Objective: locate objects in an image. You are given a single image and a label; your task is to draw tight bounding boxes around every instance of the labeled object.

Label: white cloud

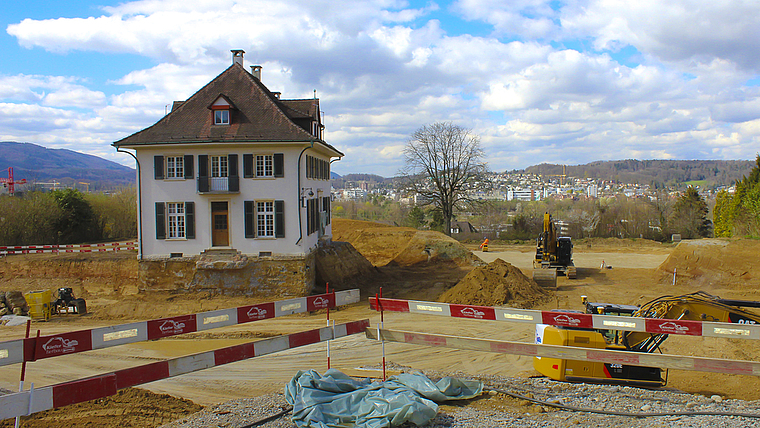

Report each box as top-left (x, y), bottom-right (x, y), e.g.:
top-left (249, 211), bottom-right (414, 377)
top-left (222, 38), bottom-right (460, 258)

top-left (560, 0), bottom-right (760, 73)
top-left (2, 0), bottom-right (760, 175)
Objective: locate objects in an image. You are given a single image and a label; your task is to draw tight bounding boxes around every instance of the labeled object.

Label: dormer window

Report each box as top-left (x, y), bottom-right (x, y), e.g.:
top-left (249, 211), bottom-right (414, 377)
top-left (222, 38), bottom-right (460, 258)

top-left (209, 94), bottom-right (236, 125)
top-left (215, 109), bottom-right (230, 125)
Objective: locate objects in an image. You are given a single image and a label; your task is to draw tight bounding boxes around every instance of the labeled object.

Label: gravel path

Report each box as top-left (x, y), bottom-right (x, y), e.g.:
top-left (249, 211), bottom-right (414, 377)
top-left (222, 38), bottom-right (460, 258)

top-left (160, 369), bottom-right (760, 428)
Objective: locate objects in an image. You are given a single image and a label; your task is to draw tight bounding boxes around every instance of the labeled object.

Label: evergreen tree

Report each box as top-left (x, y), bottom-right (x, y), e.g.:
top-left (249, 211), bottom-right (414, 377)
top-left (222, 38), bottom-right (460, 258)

top-left (51, 188), bottom-right (99, 244)
top-left (670, 186), bottom-right (711, 238)
top-left (713, 190), bottom-right (733, 237)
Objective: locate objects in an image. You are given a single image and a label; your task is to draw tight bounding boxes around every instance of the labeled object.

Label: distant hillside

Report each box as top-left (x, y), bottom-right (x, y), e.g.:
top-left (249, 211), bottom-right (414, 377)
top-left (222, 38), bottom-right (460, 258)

top-left (0, 142), bottom-right (134, 191)
top-left (332, 173), bottom-right (396, 189)
top-left (521, 159), bottom-right (755, 188)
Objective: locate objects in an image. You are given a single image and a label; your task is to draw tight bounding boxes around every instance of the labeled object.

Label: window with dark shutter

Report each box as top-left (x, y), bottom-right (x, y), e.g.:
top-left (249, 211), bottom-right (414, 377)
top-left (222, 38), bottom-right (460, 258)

top-left (274, 153), bottom-right (284, 177)
top-left (323, 196), bottom-right (330, 225)
top-left (185, 201), bottom-right (195, 239)
top-left (155, 202), bottom-right (166, 239)
top-left (275, 200), bottom-right (285, 238)
top-left (228, 154), bottom-right (239, 191)
top-left (154, 156), bottom-right (164, 180)
top-left (184, 155), bottom-right (194, 179)
top-left (243, 154), bottom-right (253, 178)
top-left (244, 201), bottom-right (255, 238)
top-left (198, 155), bottom-right (209, 192)
top-left (306, 199), bottom-right (312, 235)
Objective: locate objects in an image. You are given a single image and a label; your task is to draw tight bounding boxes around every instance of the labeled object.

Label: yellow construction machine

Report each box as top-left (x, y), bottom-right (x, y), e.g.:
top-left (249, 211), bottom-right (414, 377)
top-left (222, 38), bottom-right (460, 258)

top-left (532, 212), bottom-right (576, 287)
top-left (534, 291), bottom-right (760, 386)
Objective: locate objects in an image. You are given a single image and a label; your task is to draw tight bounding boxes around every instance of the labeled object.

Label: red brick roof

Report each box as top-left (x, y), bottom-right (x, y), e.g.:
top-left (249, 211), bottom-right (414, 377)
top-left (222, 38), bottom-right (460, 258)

top-left (113, 63), bottom-right (341, 156)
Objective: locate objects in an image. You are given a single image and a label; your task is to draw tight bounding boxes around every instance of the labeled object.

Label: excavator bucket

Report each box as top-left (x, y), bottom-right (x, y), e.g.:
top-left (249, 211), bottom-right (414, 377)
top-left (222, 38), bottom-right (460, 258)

top-left (533, 268), bottom-right (557, 288)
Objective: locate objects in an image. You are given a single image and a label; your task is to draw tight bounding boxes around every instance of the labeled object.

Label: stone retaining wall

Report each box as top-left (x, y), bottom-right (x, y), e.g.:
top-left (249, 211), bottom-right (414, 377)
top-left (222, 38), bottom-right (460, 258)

top-left (138, 252), bottom-right (316, 297)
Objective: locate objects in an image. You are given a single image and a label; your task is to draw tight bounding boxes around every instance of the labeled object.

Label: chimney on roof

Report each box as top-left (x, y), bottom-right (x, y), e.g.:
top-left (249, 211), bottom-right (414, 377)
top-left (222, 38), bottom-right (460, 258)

top-left (250, 65), bottom-right (262, 80)
top-left (231, 49), bottom-right (245, 66)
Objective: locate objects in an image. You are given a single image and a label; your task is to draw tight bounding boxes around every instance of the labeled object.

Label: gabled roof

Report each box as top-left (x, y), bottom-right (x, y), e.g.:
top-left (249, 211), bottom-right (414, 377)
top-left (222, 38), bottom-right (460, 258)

top-left (113, 63), bottom-right (342, 156)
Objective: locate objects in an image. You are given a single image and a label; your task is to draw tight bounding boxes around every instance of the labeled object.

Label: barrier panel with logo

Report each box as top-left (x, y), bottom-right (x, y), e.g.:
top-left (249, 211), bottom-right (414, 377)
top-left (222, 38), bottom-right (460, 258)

top-left (0, 319), bottom-right (370, 421)
top-left (369, 297), bottom-right (760, 340)
top-left (0, 289), bottom-right (360, 367)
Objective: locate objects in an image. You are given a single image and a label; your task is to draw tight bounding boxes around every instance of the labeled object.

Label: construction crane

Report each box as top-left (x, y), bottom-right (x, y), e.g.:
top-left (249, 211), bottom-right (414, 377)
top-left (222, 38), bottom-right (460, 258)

top-left (543, 164), bottom-right (568, 186)
top-left (0, 167), bottom-right (27, 196)
top-left (78, 182), bottom-right (90, 192)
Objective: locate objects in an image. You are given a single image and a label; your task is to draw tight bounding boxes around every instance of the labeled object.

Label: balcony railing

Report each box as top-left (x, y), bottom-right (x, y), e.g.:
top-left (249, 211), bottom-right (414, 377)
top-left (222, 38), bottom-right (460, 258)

top-left (210, 177), bottom-right (229, 191)
top-left (198, 176), bottom-right (239, 193)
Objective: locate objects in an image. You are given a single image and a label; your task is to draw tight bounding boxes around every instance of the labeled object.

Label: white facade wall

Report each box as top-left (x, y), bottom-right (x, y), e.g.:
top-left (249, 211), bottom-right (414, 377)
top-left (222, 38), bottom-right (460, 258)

top-left (137, 142), bottom-right (333, 259)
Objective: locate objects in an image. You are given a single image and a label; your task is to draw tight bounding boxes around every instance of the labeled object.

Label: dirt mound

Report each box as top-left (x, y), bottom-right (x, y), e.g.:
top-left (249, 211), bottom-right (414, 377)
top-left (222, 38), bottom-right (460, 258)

top-left (332, 219), bottom-right (484, 267)
top-left (656, 239), bottom-right (760, 289)
top-left (438, 258), bottom-right (551, 308)
top-left (0, 388), bottom-right (202, 428)
top-left (316, 240), bottom-right (377, 291)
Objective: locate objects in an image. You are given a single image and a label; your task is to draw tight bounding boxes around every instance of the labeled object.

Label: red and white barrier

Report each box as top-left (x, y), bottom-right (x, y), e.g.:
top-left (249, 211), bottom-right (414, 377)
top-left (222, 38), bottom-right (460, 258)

top-left (0, 319), bottom-right (370, 420)
top-left (369, 297), bottom-right (760, 341)
top-left (0, 289), bottom-right (360, 367)
top-left (0, 241), bottom-right (138, 255)
top-left (366, 328), bottom-right (760, 377)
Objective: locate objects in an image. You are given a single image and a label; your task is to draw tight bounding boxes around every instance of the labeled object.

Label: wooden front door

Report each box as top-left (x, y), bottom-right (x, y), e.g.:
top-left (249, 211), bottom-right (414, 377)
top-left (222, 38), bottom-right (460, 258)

top-left (211, 202), bottom-right (229, 246)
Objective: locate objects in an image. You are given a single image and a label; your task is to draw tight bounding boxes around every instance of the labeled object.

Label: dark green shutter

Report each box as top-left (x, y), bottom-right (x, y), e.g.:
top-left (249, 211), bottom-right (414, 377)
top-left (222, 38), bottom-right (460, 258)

top-left (228, 154), bottom-right (239, 192)
top-left (324, 196), bottom-right (330, 225)
top-left (244, 201), bottom-right (255, 238)
top-left (274, 153), bottom-right (284, 177)
top-left (184, 155), bottom-right (194, 179)
top-left (185, 202), bottom-right (195, 239)
top-left (154, 156), bottom-right (164, 179)
top-left (306, 199), bottom-right (311, 235)
top-left (155, 202), bottom-right (166, 239)
top-left (243, 154), bottom-right (253, 178)
top-left (198, 155), bottom-right (209, 192)
top-left (275, 200), bottom-right (285, 238)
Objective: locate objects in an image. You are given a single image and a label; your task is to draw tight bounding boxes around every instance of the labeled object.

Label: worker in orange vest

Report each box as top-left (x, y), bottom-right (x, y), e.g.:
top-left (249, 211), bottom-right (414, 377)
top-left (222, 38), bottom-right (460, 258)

top-left (479, 237), bottom-right (489, 252)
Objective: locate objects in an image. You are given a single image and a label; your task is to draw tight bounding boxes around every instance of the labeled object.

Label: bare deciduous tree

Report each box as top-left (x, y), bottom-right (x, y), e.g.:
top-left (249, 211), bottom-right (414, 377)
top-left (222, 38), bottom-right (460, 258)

top-left (400, 122), bottom-right (488, 236)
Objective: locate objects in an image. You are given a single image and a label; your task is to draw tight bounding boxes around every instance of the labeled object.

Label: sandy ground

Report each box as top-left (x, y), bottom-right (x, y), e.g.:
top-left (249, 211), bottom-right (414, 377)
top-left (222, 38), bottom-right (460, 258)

top-left (3, 227), bottom-right (760, 426)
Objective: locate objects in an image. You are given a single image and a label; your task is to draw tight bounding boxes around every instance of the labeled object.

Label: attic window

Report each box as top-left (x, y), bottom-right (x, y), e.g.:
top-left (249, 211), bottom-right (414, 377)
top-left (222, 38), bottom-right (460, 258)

top-left (214, 109), bottom-right (230, 125)
top-left (210, 95), bottom-right (235, 125)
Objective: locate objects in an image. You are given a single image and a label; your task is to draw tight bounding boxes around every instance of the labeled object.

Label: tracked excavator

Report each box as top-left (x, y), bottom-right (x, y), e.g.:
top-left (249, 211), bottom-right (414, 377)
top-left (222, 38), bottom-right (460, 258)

top-left (534, 291), bottom-right (760, 386)
top-left (532, 212), bottom-right (576, 287)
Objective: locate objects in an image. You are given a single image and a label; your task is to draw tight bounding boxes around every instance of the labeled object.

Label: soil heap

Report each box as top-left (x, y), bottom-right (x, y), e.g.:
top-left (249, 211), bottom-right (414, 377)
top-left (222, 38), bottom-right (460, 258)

top-left (656, 238), bottom-right (760, 289)
top-left (331, 219), bottom-right (484, 267)
top-left (438, 258), bottom-right (550, 308)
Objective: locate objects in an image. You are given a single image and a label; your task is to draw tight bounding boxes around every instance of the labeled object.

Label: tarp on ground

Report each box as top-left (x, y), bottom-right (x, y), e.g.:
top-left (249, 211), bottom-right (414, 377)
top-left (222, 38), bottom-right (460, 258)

top-left (284, 369), bottom-right (483, 428)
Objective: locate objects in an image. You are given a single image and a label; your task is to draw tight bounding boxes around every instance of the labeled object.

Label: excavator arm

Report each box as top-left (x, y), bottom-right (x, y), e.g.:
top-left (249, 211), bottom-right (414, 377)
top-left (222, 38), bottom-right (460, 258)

top-left (535, 291), bottom-right (760, 386)
top-left (622, 291), bottom-right (760, 353)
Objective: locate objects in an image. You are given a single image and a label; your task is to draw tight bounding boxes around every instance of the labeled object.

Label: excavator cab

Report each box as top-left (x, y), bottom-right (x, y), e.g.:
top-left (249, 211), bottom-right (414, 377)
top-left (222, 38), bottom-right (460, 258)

top-left (533, 213), bottom-right (576, 287)
top-left (534, 295), bottom-right (666, 387)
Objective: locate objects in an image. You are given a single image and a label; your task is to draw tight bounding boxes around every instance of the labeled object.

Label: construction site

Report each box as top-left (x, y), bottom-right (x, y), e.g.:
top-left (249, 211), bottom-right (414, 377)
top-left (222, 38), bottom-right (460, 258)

top-left (2, 218), bottom-right (760, 427)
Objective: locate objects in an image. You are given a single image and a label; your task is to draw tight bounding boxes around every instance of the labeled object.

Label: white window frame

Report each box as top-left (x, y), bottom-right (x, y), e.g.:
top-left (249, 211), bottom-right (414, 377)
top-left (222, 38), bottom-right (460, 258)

top-left (167, 202), bottom-right (186, 239)
top-left (256, 154), bottom-right (274, 178)
top-left (214, 109), bottom-right (230, 125)
top-left (256, 201), bottom-right (275, 238)
top-left (166, 155), bottom-right (184, 179)
top-left (211, 155), bottom-right (228, 178)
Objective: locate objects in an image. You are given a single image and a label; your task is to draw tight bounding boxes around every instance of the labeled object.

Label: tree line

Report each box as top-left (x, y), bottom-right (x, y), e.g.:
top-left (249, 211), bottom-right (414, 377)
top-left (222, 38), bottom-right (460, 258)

top-left (0, 188), bottom-right (136, 246)
top-left (334, 121), bottom-right (724, 243)
top-left (714, 155), bottom-right (760, 238)
top-left (333, 188), bottom-right (712, 243)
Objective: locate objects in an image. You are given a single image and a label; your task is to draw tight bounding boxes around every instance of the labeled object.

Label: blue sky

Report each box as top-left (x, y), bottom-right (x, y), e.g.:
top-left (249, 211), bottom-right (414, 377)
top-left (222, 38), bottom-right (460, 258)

top-left (2, 0), bottom-right (760, 177)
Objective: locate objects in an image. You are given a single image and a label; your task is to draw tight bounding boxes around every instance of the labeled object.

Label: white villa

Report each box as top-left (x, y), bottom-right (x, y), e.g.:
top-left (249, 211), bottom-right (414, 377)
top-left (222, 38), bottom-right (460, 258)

top-left (113, 50), bottom-right (343, 294)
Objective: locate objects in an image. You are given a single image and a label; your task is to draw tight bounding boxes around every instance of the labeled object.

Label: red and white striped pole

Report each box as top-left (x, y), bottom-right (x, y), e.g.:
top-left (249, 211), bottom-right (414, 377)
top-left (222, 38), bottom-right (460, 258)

top-left (378, 287), bottom-right (386, 380)
top-left (326, 283), bottom-right (331, 370)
